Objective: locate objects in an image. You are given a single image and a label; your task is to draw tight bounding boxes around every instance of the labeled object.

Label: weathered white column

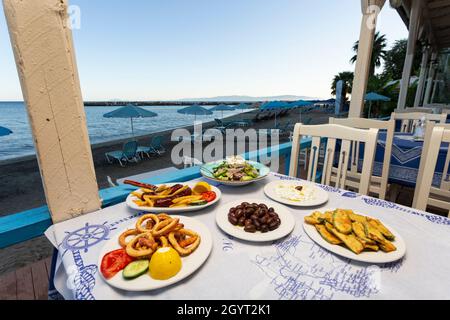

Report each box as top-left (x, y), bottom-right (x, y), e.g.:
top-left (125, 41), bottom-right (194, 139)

top-left (431, 78), bottom-right (439, 103)
top-left (3, 0), bottom-right (101, 223)
top-left (423, 52), bottom-right (438, 106)
top-left (413, 46), bottom-right (430, 107)
top-left (349, 0), bottom-right (386, 118)
top-left (397, 0), bottom-right (421, 110)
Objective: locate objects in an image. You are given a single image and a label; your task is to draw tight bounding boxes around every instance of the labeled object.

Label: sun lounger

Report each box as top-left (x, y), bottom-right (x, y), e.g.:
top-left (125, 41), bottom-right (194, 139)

top-left (105, 141), bottom-right (140, 167)
top-left (137, 135), bottom-right (166, 158)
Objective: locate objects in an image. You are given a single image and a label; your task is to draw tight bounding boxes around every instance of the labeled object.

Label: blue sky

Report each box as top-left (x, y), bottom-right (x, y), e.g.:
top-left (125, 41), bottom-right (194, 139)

top-left (0, 0), bottom-right (407, 101)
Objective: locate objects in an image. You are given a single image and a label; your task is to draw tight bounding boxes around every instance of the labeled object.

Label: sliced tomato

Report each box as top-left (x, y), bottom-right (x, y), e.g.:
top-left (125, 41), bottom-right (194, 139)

top-left (201, 191), bottom-right (217, 202)
top-left (100, 249), bottom-right (134, 279)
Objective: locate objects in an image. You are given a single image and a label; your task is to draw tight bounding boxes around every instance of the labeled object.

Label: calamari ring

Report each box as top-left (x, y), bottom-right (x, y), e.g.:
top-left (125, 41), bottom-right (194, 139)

top-left (179, 236), bottom-right (198, 248)
top-left (173, 223), bottom-right (184, 232)
top-left (152, 218), bottom-right (180, 237)
top-left (119, 229), bottom-right (139, 248)
top-left (156, 236), bottom-right (170, 248)
top-left (157, 213), bottom-right (171, 221)
top-left (136, 214), bottom-right (159, 233)
top-left (126, 233), bottom-right (157, 258)
top-left (168, 229), bottom-right (201, 256)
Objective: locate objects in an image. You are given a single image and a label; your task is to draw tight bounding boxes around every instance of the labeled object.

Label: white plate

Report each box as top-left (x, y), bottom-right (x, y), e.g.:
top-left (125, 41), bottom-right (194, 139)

top-left (215, 198), bottom-right (296, 242)
top-left (263, 180), bottom-right (329, 207)
top-left (98, 216), bottom-right (212, 291)
top-left (302, 209), bottom-right (406, 264)
top-left (126, 182), bottom-right (221, 213)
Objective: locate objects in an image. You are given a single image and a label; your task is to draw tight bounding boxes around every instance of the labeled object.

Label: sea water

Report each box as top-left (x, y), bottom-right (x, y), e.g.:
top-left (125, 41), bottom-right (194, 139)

top-left (0, 102), bottom-right (244, 161)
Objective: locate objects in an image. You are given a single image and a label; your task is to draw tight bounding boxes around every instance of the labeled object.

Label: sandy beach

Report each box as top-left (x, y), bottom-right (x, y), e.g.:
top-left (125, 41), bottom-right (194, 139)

top-left (0, 109), bottom-right (332, 275)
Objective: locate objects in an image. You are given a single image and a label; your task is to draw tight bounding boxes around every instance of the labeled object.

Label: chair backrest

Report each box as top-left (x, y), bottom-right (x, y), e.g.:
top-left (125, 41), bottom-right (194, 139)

top-left (289, 124), bottom-right (379, 195)
top-left (329, 117), bottom-right (395, 199)
top-left (123, 141), bottom-right (138, 158)
top-left (413, 124), bottom-right (450, 216)
top-left (391, 112), bottom-right (447, 133)
top-left (394, 107), bottom-right (434, 114)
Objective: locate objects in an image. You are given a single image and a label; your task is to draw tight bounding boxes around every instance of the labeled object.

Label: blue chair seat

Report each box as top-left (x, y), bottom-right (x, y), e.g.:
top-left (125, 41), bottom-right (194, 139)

top-left (137, 136), bottom-right (166, 158)
top-left (105, 141), bottom-right (139, 166)
top-left (105, 151), bottom-right (125, 159)
top-left (137, 146), bottom-right (151, 153)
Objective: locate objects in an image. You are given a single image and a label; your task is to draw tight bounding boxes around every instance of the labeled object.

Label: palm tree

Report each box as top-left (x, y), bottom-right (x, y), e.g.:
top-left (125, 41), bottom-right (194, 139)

top-left (331, 71), bottom-right (354, 99)
top-left (350, 31), bottom-right (387, 77)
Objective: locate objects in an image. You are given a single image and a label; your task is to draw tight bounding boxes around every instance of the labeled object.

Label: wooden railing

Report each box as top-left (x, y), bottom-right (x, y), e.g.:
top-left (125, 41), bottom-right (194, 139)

top-left (0, 140), bottom-right (311, 248)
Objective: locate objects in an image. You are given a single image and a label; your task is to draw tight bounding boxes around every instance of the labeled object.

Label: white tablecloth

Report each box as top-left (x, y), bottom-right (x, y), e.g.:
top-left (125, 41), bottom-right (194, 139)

top-left (45, 173), bottom-right (450, 300)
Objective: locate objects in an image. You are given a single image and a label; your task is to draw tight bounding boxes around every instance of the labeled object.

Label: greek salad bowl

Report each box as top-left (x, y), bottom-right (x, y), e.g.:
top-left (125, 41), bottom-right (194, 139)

top-left (200, 156), bottom-right (270, 186)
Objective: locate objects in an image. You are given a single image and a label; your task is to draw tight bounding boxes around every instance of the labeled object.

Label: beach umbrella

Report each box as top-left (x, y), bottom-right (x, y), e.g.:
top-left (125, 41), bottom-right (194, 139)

top-left (103, 104), bottom-right (158, 137)
top-left (260, 101), bottom-right (290, 127)
top-left (177, 104), bottom-right (213, 122)
top-left (0, 126), bottom-right (12, 137)
top-left (365, 92), bottom-right (391, 118)
top-left (209, 104), bottom-right (236, 119)
top-left (235, 103), bottom-right (252, 114)
top-left (289, 100), bottom-right (314, 122)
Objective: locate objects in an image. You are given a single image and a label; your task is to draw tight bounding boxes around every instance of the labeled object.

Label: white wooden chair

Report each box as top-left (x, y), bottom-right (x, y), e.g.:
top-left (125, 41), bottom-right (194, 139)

top-left (329, 118), bottom-right (394, 199)
top-left (391, 112), bottom-right (447, 133)
top-left (413, 123), bottom-right (450, 216)
top-left (289, 124), bottom-right (379, 196)
top-left (393, 107), bottom-right (434, 114)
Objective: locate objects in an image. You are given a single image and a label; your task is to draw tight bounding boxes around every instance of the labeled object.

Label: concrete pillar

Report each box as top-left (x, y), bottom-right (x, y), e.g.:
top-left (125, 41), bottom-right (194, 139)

top-left (413, 46), bottom-right (430, 107)
top-left (423, 52), bottom-right (438, 106)
top-left (397, 0), bottom-right (422, 110)
top-left (349, 0), bottom-right (386, 117)
top-left (3, 0), bottom-right (101, 223)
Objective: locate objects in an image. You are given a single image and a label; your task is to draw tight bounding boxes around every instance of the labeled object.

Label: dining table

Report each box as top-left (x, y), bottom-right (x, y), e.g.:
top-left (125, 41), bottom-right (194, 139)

top-left (44, 172), bottom-right (450, 300)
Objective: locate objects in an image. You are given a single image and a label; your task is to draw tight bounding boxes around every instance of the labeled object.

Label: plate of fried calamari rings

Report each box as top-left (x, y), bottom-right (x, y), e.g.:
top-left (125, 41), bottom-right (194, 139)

top-left (303, 208), bottom-right (406, 263)
top-left (98, 213), bottom-right (212, 291)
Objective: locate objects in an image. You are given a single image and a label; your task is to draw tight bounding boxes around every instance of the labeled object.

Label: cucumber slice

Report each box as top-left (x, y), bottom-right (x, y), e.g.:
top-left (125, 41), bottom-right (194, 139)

top-left (190, 200), bottom-right (208, 206)
top-left (123, 260), bottom-right (149, 280)
top-left (242, 176), bottom-right (254, 181)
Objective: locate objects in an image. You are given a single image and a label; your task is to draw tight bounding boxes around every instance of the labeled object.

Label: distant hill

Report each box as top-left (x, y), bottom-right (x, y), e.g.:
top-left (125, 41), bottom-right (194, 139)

top-left (178, 95), bottom-right (321, 102)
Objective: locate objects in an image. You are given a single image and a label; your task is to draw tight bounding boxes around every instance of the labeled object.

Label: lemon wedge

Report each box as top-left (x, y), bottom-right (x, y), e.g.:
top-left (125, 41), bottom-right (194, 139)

top-left (192, 181), bottom-right (211, 195)
top-left (149, 247), bottom-right (182, 280)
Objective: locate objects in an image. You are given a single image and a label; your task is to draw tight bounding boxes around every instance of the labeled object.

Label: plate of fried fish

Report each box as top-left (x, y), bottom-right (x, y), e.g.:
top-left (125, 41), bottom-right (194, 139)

top-left (303, 208), bottom-right (406, 263)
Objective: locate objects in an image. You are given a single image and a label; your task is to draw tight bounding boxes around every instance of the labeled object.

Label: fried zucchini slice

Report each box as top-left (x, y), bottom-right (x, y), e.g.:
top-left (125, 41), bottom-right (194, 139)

top-left (352, 222), bottom-right (376, 245)
top-left (324, 221), bottom-right (335, 233)
top-left (364, 221), bottom-right (386, 243)
top-left (332, 209), bottom-right (352, 234)
top-left (304, 212), bottom-right (322, 225)
top-left (348, 212), bottom-right (368, 224)
top-left (363, 243), bottom-right (380, 251)
top-left (378, 240), bottom-right (397, 253)
top-left (319, 211), bottom-right (333, 224)
top-left (368, 219), bottom-right (395, 241)
top-left (330, 229), bottom-right (364, 254)
top-left (315, 224), bottom-right (342, 245)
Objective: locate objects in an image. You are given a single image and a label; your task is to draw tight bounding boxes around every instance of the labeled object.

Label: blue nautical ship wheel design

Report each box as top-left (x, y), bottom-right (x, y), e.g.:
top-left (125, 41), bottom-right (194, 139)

top-left (62, 222), bottom-right (110, 253)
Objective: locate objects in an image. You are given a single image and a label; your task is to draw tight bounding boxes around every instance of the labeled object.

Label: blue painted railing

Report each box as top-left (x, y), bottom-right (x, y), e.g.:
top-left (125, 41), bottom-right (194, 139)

top-left (0, 139), bottom-right (310, 248)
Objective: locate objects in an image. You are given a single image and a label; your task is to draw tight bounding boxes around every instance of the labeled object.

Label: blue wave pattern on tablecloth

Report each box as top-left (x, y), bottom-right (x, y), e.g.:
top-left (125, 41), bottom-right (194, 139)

top-left (251, 234), bottom-right (402, 300)
top-left (362, 197), bottom-right (450, 226)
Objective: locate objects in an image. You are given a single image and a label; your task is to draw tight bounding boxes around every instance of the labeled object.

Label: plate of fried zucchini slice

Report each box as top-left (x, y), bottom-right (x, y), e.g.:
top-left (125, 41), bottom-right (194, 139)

top-left (303, 208), bottom-right (406, 263)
